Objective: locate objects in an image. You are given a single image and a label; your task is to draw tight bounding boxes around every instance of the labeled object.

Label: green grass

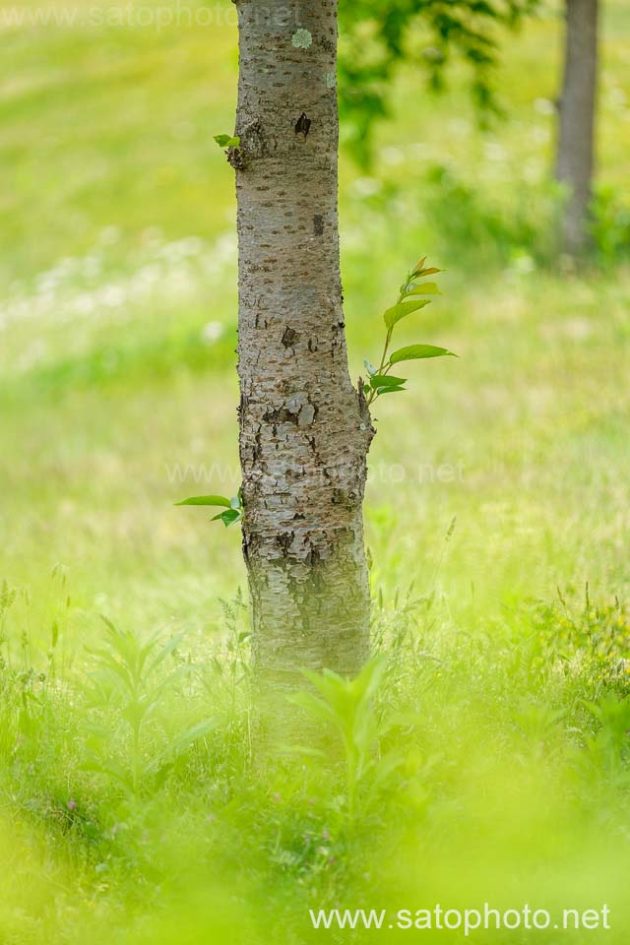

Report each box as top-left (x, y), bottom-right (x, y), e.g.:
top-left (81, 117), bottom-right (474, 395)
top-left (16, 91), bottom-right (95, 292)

top-left (0, 0), bottom-right (629, 942)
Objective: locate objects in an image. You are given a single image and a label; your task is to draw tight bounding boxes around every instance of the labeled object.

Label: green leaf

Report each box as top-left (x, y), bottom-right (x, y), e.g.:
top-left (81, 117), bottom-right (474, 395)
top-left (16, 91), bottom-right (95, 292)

top-left (375, 386), bottom-right (406, 396)
top-left (212, 509), bottom-right (241, 527)
top-left (413, 266), bottom-right (442, 278)
top-left (369, 374), bottom-right (407, 389)
top-left (403, 282), bottom-right (441, 297)
top-left (214, 134), bottom-right (240, 149)
top-left (176, 495), bottom-right (231, 508)
top-left (389, 344), bottom-right (457, 364)
top-left (383, 299), bottom-right (431, 330)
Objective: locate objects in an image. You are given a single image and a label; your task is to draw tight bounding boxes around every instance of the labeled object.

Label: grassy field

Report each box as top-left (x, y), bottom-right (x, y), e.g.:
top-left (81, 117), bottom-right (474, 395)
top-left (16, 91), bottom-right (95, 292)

top-left (0, 1), bottom-right (629, 942)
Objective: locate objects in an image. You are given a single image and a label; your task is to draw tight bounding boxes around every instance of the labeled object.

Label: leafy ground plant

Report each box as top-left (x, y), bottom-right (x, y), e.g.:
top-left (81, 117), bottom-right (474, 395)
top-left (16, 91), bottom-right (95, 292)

top-left (83, 619), bottom-right (215, 795)
top-left (288, 658), bottom-right (400, 825)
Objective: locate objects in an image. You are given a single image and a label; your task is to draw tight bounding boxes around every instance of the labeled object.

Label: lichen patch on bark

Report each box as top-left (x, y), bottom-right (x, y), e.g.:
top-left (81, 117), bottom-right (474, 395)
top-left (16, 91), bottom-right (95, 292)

top-left (291, 28), bottom-right (313, 49)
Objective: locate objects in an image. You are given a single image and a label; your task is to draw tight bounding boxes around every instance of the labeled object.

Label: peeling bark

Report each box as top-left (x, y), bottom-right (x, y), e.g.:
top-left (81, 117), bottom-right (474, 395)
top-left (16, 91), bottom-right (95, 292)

top-left (556, 0), bottom-right (599, 256)
top-left (233, 0), bottom-right (375, 685)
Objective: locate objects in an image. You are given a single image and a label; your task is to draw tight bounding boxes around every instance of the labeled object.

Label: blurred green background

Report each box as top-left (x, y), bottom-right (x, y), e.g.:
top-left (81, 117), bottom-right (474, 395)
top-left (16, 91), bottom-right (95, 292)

top-left (0, 1), bottom-right (628, 942)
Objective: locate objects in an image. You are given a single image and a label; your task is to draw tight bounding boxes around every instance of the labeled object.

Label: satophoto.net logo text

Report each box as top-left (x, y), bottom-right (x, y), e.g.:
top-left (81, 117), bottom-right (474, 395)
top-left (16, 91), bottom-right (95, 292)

top-left (309, 902), bottom-right (612, 935)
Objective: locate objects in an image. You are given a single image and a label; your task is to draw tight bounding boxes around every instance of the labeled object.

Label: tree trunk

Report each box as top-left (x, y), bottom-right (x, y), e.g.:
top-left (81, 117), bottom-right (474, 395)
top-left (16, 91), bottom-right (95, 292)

top-left (555, 0), bottom-right (599, 256)
top-left (232, 1), bottom-right (375, 687)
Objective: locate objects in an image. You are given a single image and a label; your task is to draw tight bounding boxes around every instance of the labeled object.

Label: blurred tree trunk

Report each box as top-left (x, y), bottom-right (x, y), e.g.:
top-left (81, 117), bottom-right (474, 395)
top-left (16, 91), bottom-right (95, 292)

top-left (232, 1), bottom-right (374, 687)
top-left (555, 0), bottom-right (599, 255)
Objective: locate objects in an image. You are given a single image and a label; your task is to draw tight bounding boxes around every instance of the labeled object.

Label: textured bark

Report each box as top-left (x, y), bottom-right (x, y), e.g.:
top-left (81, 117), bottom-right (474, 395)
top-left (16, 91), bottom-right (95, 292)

top-left (555, 0), bottom-right (599, 255)
top-left (233, 0), bottom-right (374, 685)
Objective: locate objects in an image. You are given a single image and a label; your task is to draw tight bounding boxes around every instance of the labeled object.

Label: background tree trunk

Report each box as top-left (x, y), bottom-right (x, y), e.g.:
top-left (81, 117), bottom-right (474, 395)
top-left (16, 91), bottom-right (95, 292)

top-left (555, 0), bottom-right (599, 256)
top-left (233, 0), bottom-right (374, 687)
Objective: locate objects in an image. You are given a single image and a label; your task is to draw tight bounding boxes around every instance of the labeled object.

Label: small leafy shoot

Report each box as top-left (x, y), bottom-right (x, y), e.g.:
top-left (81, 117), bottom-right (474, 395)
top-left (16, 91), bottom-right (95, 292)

top-left (214, 134), bottom-right (241, 149)
top-left (365, 257), bottom-right (456, 406)
top-left (176, 492), bottom-right (243, 528)
top-left (212, 508), bottom-right (242, 528)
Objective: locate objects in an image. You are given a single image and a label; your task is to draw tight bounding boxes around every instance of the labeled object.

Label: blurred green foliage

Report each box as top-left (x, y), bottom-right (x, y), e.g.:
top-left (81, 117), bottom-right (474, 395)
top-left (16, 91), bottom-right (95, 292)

top-left (1, 581), bottom-right (629, 943)
top-left (339, 0), bottom-right (539, 164)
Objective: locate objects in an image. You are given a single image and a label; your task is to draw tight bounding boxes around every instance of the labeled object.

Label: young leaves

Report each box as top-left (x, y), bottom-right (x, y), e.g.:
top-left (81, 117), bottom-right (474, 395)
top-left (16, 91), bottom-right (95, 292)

top-left (390, 344), bottom-right (457, 364)
top-left (214, 134), bottom-right (240, 149)
top-left (383, 299), bottom-right (431, 330)
top-left (176, 493), bottom-right (243, 528)
top-left (370, 374), bottom-right (407, 388)
top-left (370, 374), bottom-right (407, 396)
top-left (403, 282), bottom-right (441, 297)
top-left (212, 509), bottom-right (241, 528)
top-left (366, 256), bottom-right (456, 406)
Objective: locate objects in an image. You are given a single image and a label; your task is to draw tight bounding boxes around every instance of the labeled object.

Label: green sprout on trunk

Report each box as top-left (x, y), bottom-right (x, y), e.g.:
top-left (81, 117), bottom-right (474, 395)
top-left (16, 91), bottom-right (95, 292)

top-left (175, 492), bottom-right (243, 527)
top-left (365, 257), bottom-right (457, 405)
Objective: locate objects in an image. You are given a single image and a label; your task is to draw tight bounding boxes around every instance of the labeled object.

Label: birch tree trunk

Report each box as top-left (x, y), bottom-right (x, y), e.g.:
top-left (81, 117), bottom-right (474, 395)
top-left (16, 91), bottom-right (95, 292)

top-left (555, 0), bottom-right (599, 256)
top-left (231, 0), bottom-right (374, 686)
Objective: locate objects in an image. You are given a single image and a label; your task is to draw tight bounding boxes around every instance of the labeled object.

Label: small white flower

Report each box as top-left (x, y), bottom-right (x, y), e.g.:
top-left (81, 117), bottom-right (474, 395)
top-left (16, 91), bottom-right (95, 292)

top-left (202, 321), bottom-right (224, 344)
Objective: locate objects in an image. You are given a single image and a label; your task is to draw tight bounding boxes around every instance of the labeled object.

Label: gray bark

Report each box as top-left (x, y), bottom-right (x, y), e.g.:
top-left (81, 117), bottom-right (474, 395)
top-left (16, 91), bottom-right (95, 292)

top-left (555, 0), bottom-right (599, 255)
top-left (232, 0), bottom-right (374, 686)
